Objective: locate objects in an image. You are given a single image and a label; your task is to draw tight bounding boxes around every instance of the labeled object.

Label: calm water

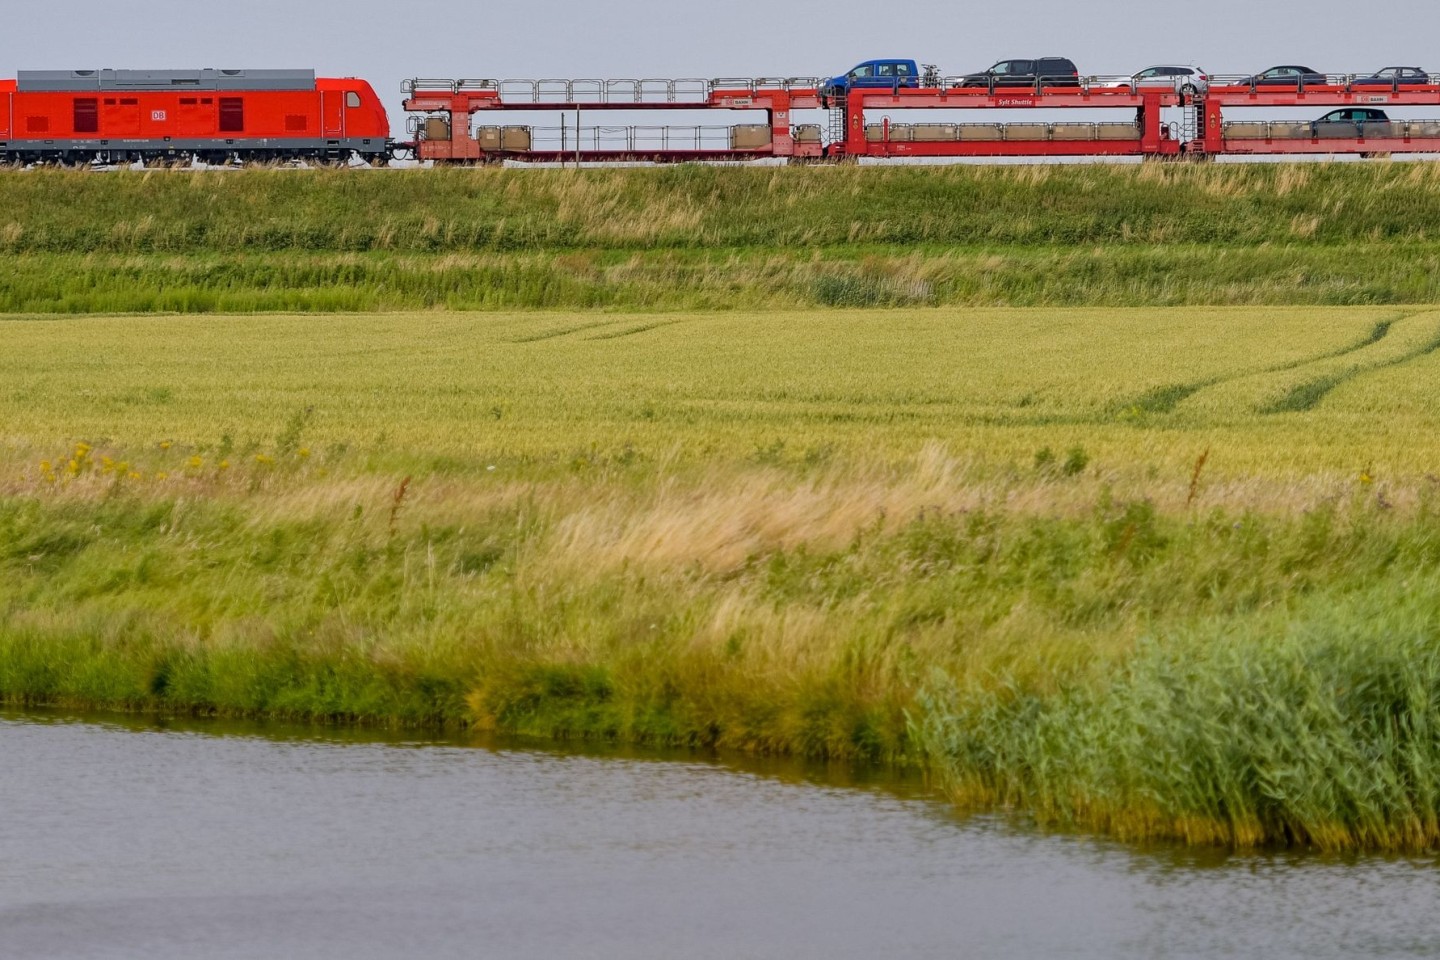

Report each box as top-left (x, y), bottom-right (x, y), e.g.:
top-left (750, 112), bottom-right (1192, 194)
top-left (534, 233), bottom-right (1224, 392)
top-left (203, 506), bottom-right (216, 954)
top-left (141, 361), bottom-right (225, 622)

top-left (3, 710), bottom-right (1439, 960)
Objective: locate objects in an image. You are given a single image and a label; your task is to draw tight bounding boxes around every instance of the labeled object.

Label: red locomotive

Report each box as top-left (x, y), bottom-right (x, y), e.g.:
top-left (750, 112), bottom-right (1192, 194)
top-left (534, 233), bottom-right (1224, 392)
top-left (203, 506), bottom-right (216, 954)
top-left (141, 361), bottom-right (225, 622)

top-left (0, 69), bottom-right (390, 165)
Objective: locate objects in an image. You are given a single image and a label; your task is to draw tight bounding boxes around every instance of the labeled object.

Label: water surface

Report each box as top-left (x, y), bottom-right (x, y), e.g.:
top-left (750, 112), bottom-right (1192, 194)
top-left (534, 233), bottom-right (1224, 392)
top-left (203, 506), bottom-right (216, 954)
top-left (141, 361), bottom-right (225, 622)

top-left (3, 711), bottom-right (1438, 960)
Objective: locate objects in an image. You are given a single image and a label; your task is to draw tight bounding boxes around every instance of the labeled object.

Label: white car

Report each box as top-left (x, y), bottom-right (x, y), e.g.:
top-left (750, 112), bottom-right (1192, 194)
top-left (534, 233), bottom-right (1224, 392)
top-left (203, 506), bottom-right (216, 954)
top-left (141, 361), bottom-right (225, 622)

top-left (1095, 65), bottom-right (1210, 94)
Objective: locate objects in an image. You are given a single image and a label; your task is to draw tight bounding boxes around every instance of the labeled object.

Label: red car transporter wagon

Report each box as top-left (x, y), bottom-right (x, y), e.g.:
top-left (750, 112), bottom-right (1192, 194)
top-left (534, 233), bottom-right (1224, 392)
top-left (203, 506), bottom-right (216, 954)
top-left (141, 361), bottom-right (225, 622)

top-left (0, 68), bottom-right (391, 165)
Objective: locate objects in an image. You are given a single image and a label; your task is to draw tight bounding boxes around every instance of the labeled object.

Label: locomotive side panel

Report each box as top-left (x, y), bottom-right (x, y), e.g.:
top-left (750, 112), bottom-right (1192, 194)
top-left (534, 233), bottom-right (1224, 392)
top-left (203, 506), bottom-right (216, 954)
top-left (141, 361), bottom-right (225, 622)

top-left (317, 78), bottom-right (390, 140)
top-left (0, 79), bottom-right (14, 140)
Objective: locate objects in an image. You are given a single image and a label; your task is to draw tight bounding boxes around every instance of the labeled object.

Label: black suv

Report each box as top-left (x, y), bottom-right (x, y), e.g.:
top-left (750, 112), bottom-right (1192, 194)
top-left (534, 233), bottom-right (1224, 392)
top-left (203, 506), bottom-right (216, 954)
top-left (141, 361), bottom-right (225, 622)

top-left (1311, 107), bottom-right (1393, 137)
top-left (956, 57), bottom-right (1081, 89)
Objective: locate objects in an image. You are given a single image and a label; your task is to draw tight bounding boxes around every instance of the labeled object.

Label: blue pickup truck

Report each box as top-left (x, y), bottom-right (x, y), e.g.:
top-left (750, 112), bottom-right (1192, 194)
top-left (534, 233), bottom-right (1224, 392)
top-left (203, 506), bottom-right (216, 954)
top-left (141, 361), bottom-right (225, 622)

top-left (819, 59), bottom-right (927, 103)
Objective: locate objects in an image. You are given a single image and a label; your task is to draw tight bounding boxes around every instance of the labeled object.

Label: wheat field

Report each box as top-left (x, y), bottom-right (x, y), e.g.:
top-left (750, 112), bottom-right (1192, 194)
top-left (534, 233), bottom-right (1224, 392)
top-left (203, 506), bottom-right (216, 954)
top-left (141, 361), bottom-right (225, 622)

top-left (3, 305), bottom-right (1437, 477)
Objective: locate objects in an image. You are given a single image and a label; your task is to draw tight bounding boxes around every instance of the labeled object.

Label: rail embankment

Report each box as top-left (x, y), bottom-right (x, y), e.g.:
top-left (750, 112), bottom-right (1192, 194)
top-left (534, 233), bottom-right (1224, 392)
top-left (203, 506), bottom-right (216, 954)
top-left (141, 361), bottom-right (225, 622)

top-left (4, 163), bottom-right (1440, 311)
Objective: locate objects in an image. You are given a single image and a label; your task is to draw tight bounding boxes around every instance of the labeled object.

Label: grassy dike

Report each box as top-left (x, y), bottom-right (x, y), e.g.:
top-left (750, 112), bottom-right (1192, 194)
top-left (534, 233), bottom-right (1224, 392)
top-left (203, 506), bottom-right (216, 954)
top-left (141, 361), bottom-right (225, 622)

top-left (4, 162), bottom-right (1440, 310)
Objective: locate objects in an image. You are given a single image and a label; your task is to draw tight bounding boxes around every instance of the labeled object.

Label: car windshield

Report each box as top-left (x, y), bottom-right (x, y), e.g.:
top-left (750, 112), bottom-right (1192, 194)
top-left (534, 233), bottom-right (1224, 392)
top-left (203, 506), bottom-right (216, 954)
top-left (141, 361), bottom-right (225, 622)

top-left (851, 65), bottom-right (872, 78)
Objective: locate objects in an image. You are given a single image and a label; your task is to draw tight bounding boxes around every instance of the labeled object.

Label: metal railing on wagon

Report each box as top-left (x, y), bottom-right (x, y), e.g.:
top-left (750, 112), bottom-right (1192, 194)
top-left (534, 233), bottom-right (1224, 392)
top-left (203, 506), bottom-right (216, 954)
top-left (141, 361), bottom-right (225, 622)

top-left (1204, 72), bottom-right (1440, 93)
top-left (402, 77), bottom-right (824, 102)
top-left (532, 124), bottom-right (755, 151)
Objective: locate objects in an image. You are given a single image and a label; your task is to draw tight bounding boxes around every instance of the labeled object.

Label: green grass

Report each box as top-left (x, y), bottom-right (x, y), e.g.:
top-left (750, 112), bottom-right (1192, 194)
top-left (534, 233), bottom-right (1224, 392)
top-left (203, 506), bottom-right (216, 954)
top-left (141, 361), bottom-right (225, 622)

top-left (4, 164), bottom-right (1440, 311)
top-left (7, 163), bottom-right (1440, 251)
top-left (4, 308), bottom-right (1440, 851)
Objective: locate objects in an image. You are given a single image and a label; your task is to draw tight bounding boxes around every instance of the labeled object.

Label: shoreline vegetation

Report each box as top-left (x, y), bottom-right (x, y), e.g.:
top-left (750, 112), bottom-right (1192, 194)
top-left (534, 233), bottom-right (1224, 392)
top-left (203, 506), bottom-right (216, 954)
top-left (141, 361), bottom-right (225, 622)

top-left (5, 161), bottom-right (1440, 852)
top-left (3, 164), bottom-right (1440, 311)
top-left (5, 450), bottom-right (1439, 852)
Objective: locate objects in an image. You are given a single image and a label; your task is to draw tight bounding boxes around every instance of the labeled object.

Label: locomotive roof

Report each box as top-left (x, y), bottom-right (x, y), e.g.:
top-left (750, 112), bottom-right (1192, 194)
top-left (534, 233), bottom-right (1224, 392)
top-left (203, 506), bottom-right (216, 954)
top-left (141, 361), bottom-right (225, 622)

top-left (16, 69), bottom-right (317, 92)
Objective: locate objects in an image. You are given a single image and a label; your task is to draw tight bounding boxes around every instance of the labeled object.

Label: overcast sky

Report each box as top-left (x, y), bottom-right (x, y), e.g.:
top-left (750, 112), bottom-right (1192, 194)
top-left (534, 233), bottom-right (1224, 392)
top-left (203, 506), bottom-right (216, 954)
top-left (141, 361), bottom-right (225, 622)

top-left (6, 0), bottom-right (1440, 129)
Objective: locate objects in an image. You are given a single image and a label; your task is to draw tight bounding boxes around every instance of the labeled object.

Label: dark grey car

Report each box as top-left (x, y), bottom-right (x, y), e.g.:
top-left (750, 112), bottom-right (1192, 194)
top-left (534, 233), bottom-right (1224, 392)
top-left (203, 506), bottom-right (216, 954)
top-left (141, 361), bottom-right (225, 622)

top-left (1311, 107), bottom-right (1396, 138)
top-left (1351, 66), bottom-right (1433, 88)
top-left (1237, 65), bottom-right (1328, 88)
top-left (956, 57), bottom-right (1081, 89)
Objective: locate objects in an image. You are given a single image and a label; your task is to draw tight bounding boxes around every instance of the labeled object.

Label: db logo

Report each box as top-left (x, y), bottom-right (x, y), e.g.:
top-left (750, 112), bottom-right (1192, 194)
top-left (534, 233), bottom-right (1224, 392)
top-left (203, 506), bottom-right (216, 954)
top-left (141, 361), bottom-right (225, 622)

top-left (151, 110), bottom-right (167, 121)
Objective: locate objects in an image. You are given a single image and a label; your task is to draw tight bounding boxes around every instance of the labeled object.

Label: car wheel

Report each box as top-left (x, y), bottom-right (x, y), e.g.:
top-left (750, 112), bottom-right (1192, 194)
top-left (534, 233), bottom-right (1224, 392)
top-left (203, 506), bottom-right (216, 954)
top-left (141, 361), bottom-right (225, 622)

top-left (1180, 84), bottom-right (1197, 96)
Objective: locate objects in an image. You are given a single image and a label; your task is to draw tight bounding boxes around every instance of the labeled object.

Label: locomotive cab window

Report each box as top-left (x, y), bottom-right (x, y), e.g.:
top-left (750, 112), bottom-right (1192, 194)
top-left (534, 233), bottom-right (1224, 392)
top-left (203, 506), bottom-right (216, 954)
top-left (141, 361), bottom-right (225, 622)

top-left (345, 92), bottom-right (361, 108)
top-left (219, 97), bottom-right (244, 132)
top-left (74, 98), bottom-right (99, 133)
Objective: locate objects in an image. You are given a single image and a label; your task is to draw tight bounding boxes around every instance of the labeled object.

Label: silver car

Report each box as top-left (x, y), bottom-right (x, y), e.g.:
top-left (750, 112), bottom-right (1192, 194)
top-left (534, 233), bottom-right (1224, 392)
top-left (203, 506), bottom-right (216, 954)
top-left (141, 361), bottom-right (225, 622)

top-left (1096, 65), bottom-right (1210, 94)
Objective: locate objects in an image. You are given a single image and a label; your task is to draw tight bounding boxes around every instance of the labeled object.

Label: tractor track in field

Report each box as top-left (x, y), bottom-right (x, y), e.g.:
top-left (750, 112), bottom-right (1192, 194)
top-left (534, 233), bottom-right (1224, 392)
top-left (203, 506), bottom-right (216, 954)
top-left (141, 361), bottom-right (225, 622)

top-left (1260, 322), bottom-right (1440, 413)
top-left (509, 319), bottom-right (626, 343)
top-left (585, 318), bottom-right (689, 341)
top-left (1109, 310), bottom-right (1431, 418)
